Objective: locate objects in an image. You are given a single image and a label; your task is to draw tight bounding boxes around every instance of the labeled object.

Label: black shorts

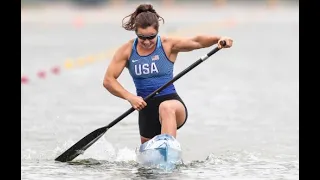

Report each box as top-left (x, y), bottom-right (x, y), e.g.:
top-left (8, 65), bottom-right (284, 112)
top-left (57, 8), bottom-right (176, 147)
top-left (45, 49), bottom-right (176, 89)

top-left (138, 93), bottom-right (188, 139)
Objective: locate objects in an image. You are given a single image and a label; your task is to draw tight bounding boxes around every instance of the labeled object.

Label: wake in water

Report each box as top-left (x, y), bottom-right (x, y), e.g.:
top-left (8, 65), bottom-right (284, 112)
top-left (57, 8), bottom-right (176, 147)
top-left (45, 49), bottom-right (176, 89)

top-left (22, 136), bottom-right (299, 179)
top-left (50, 149), bottom-right (298, 179)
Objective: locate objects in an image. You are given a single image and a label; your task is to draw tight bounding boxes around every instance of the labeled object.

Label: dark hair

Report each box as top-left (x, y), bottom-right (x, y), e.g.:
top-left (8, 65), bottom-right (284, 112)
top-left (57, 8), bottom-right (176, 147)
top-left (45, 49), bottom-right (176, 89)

top-left (122, 4), bottom-right (164, 32)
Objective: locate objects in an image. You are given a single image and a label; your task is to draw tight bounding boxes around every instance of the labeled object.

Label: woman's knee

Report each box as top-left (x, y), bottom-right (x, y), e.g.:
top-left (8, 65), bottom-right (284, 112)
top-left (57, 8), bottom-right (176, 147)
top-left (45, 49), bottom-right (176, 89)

top-left (159, 102), bottom-right (176, 116)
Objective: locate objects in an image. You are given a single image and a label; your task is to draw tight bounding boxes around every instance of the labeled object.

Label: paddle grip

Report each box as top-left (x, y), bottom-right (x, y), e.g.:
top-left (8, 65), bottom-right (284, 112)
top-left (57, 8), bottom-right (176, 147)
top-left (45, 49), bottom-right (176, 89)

top-left (219, 40), bottom-right (226, 47)
top-left (206, 40), bottom-right (226, 57)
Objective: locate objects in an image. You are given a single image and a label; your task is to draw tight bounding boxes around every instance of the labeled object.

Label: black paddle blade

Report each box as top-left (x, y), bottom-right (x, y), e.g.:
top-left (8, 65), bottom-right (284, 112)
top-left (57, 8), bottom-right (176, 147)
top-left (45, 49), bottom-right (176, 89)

top-left (55, 127), bottom-right (108, 162)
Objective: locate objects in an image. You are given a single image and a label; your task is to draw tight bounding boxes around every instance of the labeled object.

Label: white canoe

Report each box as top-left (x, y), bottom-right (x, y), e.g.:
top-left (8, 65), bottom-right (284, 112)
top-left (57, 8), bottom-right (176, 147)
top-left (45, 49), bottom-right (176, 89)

top-left (136, 134), bottom-right (182, 169)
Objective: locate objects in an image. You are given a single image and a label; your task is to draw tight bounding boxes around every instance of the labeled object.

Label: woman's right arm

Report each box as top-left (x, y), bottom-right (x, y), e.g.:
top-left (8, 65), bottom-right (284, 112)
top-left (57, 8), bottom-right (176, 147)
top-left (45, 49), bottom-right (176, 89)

top-left (103, 42), bottom-right (133, 100)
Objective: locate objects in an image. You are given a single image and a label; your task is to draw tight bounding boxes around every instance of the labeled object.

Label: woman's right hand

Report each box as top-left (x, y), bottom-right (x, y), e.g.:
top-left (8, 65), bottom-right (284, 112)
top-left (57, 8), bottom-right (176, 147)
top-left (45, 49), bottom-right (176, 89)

top-left (127, 94), bottom-right (147, 111)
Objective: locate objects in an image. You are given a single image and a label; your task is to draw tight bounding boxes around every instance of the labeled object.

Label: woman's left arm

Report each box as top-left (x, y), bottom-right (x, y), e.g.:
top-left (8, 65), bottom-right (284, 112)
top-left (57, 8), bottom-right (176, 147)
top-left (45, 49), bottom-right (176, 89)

top-left (170, 35), bottom-right (233, 53)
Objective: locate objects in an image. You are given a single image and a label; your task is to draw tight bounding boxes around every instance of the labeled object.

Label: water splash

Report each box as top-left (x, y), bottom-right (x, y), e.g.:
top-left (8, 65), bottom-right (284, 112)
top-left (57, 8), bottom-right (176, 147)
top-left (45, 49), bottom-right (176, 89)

top-left (22, 135), bottom-right (137, 163)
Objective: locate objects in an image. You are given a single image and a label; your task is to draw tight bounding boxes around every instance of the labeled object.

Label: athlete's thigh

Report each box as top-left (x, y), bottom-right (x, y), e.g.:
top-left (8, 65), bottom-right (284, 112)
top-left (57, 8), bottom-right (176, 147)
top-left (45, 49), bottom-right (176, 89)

top-left (139, 102), bottom-right (161, 139)
top-left (159, 100), bottom-right (186, 127)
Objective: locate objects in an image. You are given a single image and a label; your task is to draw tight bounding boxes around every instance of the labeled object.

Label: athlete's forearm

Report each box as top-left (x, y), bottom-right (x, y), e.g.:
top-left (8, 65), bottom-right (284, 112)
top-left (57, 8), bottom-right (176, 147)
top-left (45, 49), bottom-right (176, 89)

top-left (103, 78), bottom-right (133, 100)
top-left (193, 35), bottom-right (221, 48)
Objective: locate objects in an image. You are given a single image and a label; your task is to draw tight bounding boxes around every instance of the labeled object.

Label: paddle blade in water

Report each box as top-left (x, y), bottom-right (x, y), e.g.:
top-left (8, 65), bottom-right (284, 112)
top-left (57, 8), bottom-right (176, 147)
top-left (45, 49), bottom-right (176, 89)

top-left (55, 127), bottom-right (108, 162)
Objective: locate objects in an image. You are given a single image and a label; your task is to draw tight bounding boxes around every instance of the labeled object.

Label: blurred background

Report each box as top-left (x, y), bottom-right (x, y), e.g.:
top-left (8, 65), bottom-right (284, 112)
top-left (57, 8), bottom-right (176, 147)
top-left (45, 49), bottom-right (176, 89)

top-left (21, 0), bottom-right (299, 179)
top-left (21, 0), bottom-right (299, 83)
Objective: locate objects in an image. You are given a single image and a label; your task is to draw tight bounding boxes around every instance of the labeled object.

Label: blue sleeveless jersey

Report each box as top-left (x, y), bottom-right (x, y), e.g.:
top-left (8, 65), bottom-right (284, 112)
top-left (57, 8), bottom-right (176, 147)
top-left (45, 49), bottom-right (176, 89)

top-left (127, 36), bottom-right (176, 98)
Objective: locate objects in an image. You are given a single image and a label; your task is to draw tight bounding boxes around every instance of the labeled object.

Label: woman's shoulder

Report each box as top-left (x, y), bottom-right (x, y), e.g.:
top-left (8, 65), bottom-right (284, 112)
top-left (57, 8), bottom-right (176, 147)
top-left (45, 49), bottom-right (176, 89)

top-left (159, 35), bottom-right (175, 49)
top-left (124, 38), bottom-right (136, 49)
top-left (115, 39), bottom-right (135, 59)
top-left (159, 35), bottom-right (170, 42)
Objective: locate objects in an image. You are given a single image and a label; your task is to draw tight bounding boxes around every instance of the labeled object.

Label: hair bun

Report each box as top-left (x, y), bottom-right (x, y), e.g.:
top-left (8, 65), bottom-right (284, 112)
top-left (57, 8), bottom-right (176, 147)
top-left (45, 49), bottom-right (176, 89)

top-left (136, 4), bottom-right (156, 14)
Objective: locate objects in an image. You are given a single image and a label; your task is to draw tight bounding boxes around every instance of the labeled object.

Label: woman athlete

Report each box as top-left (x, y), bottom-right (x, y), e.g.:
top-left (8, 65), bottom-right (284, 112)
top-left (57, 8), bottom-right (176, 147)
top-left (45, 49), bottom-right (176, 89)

top-left (103, 3), bottom-right (233, 144)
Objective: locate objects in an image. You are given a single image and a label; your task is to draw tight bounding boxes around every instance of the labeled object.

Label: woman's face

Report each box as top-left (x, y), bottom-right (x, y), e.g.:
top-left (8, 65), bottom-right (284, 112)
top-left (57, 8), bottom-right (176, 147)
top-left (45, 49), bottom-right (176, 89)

top-left (136, 26), bottom-right (158, 50)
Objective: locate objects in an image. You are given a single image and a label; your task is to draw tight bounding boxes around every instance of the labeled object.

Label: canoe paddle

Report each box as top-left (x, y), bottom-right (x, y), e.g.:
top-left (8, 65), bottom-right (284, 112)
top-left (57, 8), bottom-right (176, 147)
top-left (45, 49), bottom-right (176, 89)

top-left (54, 40), bottom-right (226, 162)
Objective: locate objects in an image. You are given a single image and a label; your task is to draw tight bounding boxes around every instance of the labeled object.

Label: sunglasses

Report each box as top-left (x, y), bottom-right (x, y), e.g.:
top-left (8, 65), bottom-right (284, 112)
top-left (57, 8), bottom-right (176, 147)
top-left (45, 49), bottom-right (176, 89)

top-left (136, 33), bottom-right (157, 40)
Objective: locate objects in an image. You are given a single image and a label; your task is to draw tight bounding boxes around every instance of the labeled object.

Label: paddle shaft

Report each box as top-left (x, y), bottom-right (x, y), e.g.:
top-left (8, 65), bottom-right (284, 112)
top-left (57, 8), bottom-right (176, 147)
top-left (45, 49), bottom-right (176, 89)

top-left (104, 40), bottom-right (226, 129)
